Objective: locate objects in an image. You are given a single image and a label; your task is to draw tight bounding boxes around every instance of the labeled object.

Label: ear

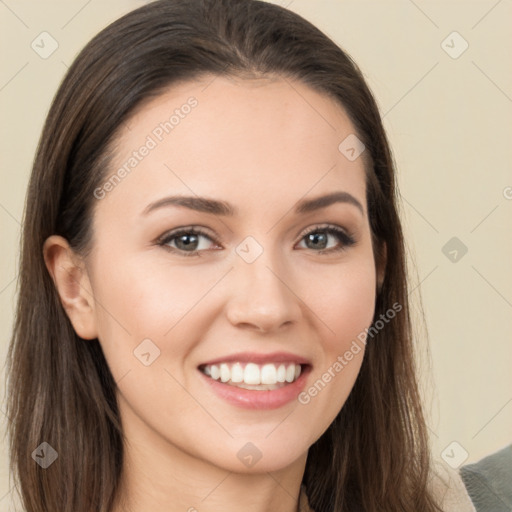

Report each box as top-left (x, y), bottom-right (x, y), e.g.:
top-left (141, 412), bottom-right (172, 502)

top-left (43, 235), bottom-right (98, 340)
top-left (376, 241), bottom-right (387, 293)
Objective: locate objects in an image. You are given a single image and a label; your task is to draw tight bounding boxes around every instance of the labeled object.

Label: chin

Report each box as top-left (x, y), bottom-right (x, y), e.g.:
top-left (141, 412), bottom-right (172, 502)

top-left (205, 435), bottom-right (311, 474)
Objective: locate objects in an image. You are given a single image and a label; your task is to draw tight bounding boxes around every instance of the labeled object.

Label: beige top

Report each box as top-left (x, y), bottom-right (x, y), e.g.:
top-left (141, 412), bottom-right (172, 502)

top-left (297, 465), bottom-right (476, 512)
top-left (430, 463), bottom-right (477, 512)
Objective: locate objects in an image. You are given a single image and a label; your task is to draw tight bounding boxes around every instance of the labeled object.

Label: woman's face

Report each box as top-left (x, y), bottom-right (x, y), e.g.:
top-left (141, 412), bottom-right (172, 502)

top-left (82, 74), bottom-right (379, 473)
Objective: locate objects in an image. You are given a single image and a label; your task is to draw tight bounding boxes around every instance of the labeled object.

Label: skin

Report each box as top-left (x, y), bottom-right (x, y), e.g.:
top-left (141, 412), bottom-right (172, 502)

top-left (44, 74), bottom-right (386, 512)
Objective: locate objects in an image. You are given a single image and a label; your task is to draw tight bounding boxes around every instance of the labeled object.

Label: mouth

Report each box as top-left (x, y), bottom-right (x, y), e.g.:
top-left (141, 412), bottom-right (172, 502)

top-left (198, 361), bottom-right (305, 390)
top-left (197, 353), bottom-right (312, 410)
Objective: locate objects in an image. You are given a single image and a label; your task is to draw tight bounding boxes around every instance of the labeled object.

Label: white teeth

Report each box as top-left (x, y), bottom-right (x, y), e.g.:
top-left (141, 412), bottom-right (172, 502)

top-left (201, 362), bottom-right (304, 388)
top-left (285, 364), bottom-right (295, 383)
top-left (244, 363), bottom-right (260, 385)
top-left (276, 364), bottom-right (286, 383)
top-left (261, 364), bottom-right (277, 385)
top-left (210, 365), bottom-right (220, 380)
top-left (231, 362), bottom-right (244, 383)
top-left (220, 363), bottom-right (230, 383)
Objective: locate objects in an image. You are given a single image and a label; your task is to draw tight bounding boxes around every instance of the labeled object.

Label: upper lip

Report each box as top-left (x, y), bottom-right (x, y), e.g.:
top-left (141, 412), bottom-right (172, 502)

top-left (198, 351), bottom-right (311, 367)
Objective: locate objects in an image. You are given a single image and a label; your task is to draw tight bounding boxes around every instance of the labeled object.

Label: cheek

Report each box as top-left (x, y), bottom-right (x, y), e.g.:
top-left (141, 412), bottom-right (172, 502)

top-left (312, 256), bottom-right (377, 350)
top-left (295, 257), bottom-right (376, 425)
top-left (88, 252), bottom-right (212, 374)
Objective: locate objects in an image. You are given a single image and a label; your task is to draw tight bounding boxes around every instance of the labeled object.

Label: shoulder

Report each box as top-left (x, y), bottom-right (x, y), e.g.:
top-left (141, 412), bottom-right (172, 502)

top-left (459, 444), bottom-right (512, 512)
top-left (299, 460), bottom-right (496, 512)
top-left (429, 462), bottom-right (477, 512)
top-left (299, 465), bottom-right (479, 512)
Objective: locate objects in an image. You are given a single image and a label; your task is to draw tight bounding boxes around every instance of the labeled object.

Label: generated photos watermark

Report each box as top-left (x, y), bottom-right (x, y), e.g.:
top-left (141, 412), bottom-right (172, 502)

top-left (298, 301), bottom-right (402, 405)
top-left (93, 96), bottom-right (198, 200)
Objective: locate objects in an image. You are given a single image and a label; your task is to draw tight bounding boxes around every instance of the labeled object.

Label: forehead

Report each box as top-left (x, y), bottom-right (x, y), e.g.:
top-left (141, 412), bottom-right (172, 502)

top-left (100, 74), bottom-right (367, 219)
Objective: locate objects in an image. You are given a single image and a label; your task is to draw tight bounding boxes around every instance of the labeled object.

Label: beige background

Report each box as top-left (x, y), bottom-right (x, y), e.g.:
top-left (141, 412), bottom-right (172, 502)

top-left (1, 0), bottom-right (511, 508)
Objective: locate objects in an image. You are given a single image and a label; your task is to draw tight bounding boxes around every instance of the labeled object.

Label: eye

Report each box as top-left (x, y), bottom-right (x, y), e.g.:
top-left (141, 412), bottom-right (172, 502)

top-left (296, 224), bottom-right (356, 254)
top-left (157, 224), bottom-right (356, 258)
top-left (157, 227), bottom-right (219, 257)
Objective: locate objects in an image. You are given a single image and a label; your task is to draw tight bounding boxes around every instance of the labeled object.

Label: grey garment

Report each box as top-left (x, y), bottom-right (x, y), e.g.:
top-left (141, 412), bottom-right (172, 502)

top-left (459, 444), bottom-right (512, 512)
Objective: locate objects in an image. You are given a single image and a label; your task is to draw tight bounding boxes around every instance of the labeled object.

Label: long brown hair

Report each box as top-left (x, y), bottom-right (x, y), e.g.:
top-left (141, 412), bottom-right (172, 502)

top-left (6, 0), bottom-right (442, 510)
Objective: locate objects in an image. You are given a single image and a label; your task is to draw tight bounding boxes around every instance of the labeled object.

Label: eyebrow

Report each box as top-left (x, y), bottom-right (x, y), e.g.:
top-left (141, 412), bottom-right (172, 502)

top-left (142, 191), bottom-right (364, 217)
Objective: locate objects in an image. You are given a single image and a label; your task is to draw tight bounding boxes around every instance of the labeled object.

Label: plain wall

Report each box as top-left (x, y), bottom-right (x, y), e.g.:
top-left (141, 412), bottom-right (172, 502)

top-left (1, 0), bottom-right (511, 508)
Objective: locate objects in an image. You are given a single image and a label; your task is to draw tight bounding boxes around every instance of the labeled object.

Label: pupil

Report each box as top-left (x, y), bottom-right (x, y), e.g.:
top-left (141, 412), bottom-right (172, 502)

top-left (308, 233), bottom-right (326, 249)
top-left (178, 234), bottom-right (197, 249)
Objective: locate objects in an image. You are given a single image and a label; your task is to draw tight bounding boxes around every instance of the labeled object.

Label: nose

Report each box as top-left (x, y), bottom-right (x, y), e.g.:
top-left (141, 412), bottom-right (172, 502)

top-left (225, 250), bottom-right (302, 333)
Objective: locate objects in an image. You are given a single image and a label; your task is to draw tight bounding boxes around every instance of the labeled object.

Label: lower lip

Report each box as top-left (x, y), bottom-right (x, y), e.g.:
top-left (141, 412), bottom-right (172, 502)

top-left (198, 366), bottom-right (310, 410)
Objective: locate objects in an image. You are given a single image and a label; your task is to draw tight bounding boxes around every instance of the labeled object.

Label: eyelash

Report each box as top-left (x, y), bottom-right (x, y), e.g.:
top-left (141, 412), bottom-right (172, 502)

top-left (156, 224), bottom-right (356, 258)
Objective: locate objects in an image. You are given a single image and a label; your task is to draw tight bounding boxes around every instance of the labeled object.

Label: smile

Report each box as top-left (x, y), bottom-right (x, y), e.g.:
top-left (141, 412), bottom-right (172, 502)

top-left (199, 362), bottom-right (302, 390)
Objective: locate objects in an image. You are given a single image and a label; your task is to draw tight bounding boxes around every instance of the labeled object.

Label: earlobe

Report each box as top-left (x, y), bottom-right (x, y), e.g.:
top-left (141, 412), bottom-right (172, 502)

top-left (43, 235), bottom-right (98, 340)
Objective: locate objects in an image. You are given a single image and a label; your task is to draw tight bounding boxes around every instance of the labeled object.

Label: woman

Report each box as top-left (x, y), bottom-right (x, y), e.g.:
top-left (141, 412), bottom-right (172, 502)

top-left (6, 0), bottom-right (476, 510)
